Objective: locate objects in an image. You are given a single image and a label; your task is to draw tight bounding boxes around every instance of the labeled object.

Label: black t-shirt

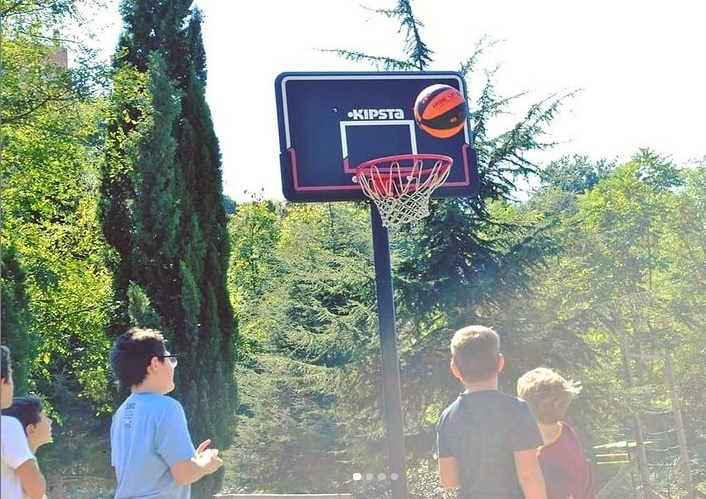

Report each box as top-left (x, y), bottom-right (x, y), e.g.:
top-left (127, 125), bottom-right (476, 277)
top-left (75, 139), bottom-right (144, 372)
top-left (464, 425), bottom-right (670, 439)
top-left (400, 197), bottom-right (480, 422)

top-left (436, 390), bottom-right (543, 498)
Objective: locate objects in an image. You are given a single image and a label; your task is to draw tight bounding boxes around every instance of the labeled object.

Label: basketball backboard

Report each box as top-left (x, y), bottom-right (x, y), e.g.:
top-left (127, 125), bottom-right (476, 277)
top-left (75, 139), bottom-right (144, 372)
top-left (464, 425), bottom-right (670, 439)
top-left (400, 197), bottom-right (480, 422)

top-left (275, 71), bottom-right (479, 202)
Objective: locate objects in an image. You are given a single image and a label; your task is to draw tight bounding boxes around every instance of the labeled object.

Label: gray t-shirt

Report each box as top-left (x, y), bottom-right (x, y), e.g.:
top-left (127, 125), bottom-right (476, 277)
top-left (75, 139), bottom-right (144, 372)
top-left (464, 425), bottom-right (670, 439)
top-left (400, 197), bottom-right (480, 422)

top-left (436, 390), bottom-right (543, 498)
top-left (111, 392), bottom-right (196, 498)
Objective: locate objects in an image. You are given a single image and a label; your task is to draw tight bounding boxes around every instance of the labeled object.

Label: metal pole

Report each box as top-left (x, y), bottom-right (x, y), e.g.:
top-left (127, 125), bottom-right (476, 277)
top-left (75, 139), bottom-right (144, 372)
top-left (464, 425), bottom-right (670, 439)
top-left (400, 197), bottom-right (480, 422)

top-left (369, 205), bottom-right (408, 499)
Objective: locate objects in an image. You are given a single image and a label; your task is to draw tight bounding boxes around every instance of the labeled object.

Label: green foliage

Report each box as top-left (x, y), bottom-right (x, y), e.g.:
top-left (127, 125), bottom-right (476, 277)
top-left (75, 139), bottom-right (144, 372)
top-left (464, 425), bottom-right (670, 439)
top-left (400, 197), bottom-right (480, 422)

top-left (319, 0), bottom-right (424, 72)
top-left (1, 0), bottom-right (115, 403)
top-left (0, 246), bottom-right (34, 394)
top-left (126, 281), bottom-right (162, 329)
top-left (2, 92), bottom-right (116, 407)
top-left (223, 202), bottom-right (378, 494)
top-left (524, 152), bottom-right (706, 495)
top-left (0, 0), bottom-right (117, 489)
top-left (0, 1), bottom-right (80, 26)
top-left (1, 1), bottom-right (78, 124)
top-left (227, 200), bottom-right (283, 312)
top-left (224, 359), bottom-right (347, 493)
top-left (537, 154), bottom-right (615, 194)
top-left (368, 0), bottom-right (434, 70)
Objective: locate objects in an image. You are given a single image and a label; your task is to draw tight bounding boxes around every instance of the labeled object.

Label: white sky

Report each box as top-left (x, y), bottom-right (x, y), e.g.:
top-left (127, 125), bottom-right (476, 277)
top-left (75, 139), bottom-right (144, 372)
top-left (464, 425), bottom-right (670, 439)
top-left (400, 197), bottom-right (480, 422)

top-left (92, 0), bottom-right (706, 202)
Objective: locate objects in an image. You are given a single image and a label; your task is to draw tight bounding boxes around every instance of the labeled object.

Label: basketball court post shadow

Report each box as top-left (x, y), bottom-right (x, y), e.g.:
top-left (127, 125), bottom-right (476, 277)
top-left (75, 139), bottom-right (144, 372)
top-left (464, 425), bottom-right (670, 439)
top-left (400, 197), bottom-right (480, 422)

top-left (275, 71), bottom-right (480, 499)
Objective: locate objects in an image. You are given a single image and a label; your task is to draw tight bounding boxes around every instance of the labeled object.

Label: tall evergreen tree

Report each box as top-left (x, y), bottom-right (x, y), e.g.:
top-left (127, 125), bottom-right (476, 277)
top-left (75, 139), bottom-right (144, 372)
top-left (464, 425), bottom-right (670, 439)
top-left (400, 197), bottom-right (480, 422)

top-left (0, 247), bottom-right (33, 395)
top-left (101, 1), bottom-right (237, 495)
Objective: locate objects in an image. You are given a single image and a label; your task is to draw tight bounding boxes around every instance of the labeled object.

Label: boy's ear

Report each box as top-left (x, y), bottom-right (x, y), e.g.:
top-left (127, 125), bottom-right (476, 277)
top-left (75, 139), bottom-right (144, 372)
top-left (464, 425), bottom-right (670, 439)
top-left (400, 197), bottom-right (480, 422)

top-left (26, 423), bottom-right (36, 436)
top-left (450, 360), bottom-right (463, 380)
top-left (497, 353), bottom-right (505, 373)
top-left (146, 356), bottom-right (160, 374)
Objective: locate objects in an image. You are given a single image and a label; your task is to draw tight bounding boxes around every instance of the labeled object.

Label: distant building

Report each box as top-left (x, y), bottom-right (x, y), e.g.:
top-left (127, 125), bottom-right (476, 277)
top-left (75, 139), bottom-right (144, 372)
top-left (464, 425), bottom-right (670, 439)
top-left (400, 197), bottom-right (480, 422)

top-left (49, 30), bottom-right (68, 68)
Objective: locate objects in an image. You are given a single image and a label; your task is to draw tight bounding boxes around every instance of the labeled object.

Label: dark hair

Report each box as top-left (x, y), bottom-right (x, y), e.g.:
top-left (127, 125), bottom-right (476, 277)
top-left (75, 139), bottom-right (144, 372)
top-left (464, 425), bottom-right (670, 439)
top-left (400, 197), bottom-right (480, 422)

top-left (450, 325), bottom-right (501, 382)
top-left (2, 395), bottom-right (43, 430)
top-left (110, 327), bottom-right (168, 388)
top-left (1, 345), bottom-right (11, 381)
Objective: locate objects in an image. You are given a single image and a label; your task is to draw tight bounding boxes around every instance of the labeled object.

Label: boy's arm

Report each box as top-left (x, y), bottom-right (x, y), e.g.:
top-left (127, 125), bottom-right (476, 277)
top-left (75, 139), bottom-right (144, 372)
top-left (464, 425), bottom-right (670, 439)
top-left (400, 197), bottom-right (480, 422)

top-left (513, 448), bottom-right (547, 499)
top-left (437, 456), bottom-right (460, 490)
top-left (16, 458), bottom-right (47, 499)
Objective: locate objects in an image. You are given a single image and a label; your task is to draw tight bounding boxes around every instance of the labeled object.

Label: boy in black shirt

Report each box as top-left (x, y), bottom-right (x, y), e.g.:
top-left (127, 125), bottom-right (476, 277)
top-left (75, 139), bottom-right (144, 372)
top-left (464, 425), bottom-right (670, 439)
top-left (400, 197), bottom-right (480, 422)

top-left (436, 325), bottom-right (546, 498)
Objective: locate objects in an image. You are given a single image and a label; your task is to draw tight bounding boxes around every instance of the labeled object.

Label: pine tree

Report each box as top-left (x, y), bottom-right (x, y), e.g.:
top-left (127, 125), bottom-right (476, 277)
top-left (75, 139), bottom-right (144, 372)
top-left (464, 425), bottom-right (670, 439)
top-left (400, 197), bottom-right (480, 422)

top-left (101, 1), bottom-right (237, 496)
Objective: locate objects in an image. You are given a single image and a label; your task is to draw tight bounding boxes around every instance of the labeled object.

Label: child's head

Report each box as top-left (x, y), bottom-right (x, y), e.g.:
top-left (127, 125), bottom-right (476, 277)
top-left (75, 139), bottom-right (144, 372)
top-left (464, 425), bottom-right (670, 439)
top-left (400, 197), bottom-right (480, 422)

top-left (110, 327), bottom-right (175, 391)
top-left (2, 395), bottom-right (53, 450)
top-left (450, 325), bottom-right (502, 384)
top-left (517, 367), bottom-right (582, 424)
top-left (1, 345), bottom-right (15, 409)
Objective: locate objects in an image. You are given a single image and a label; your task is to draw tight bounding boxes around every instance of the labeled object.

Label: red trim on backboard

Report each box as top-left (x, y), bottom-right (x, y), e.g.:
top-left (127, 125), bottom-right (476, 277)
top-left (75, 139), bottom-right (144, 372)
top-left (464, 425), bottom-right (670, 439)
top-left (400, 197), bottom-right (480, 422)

top-left (289, 147), bottom-right (473, 193)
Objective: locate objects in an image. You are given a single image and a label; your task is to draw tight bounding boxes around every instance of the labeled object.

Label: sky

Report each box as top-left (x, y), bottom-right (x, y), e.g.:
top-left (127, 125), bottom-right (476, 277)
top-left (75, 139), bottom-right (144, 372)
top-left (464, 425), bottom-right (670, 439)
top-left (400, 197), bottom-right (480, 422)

top-left (91, 0), bottom-right (706, 202)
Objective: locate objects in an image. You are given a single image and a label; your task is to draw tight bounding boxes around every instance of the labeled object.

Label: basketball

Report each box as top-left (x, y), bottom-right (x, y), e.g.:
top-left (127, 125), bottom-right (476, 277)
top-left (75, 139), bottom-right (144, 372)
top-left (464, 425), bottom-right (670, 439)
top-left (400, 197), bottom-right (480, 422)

top-left (413, 84), bottom-right (468, 139)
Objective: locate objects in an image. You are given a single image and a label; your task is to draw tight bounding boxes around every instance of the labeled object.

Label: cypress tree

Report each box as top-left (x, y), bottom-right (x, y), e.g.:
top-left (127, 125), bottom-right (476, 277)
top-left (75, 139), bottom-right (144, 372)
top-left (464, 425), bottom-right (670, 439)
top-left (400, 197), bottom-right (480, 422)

top-left (101, 1), bottom-right (237, 496)
top-left (0, 246), bottom-right (33, 395)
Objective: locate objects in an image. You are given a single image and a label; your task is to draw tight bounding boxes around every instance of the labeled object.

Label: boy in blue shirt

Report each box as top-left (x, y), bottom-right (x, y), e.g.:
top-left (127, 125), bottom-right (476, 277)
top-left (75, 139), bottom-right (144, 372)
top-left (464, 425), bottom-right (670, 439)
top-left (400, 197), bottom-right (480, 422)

top-left (110, 327), bottom-right (223, 498)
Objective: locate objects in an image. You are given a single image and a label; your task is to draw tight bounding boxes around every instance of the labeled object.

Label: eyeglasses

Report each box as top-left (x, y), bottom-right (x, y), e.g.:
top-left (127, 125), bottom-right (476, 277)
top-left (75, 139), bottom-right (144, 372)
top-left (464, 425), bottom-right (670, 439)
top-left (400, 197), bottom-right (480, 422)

top-left (160, 354), bottom-right (178, 367)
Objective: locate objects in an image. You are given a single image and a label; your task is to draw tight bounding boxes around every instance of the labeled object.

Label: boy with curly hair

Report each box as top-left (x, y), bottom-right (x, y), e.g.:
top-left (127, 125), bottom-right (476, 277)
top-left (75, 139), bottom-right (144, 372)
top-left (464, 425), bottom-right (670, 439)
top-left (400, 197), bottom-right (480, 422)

top-left (517, 367), bottom-right (595, 499)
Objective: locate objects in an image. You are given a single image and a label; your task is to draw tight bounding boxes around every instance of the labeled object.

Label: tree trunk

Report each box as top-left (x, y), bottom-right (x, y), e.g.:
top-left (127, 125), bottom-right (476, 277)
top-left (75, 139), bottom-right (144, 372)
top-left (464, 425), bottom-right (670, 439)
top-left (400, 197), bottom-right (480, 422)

top-left (617, 326), bottom-right (653, 497)
top-left (665, 353), bottom-right (696, 499)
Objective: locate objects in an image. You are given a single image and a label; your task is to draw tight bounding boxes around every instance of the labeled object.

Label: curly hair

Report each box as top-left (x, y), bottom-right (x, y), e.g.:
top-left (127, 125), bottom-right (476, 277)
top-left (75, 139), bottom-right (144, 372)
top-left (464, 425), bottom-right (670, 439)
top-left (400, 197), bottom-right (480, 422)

top-left (517, 367), bottom-right (582, 424)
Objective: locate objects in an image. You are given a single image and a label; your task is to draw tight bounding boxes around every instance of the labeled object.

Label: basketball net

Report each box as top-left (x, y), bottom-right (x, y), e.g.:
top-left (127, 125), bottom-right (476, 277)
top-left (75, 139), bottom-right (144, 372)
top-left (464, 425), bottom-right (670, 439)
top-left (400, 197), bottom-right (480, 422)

top-left (355, 154), bottom-right (453, 228)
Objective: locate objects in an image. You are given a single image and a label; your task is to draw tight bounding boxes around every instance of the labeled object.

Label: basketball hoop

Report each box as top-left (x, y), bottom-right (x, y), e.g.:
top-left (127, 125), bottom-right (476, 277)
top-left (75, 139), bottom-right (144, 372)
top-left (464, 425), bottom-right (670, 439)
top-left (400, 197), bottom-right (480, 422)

top-left (354, 154), bottom-right (453, 228)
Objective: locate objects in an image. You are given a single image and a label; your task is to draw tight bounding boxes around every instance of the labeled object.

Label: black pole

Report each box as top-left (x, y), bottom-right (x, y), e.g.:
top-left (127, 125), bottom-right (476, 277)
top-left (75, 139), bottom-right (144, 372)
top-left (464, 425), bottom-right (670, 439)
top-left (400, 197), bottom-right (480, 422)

top-left (369, 204), bottom-right (408, 499)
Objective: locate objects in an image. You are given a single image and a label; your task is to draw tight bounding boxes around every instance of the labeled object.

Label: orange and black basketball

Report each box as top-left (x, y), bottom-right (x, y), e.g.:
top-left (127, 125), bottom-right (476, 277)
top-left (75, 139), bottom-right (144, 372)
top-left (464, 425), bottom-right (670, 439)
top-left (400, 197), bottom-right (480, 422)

top-left (413, 84), bottom-right (468, 139)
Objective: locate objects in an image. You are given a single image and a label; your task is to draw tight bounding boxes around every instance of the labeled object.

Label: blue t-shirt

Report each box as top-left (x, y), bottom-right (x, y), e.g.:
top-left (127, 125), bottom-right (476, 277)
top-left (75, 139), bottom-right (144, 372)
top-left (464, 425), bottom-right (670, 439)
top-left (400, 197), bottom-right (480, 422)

top-left (436, 390), bottom-right (543, 498)
top-left (111, 392), bottom-right (196, 498)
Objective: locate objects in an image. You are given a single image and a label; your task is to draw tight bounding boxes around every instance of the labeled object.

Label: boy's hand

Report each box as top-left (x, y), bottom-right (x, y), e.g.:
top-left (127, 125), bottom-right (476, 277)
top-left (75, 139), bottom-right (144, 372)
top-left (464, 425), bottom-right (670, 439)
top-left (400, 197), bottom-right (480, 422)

top-left (195, 439), bottom-right (224, 474)
top-left (196, 439), bottom-right (213, 454)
